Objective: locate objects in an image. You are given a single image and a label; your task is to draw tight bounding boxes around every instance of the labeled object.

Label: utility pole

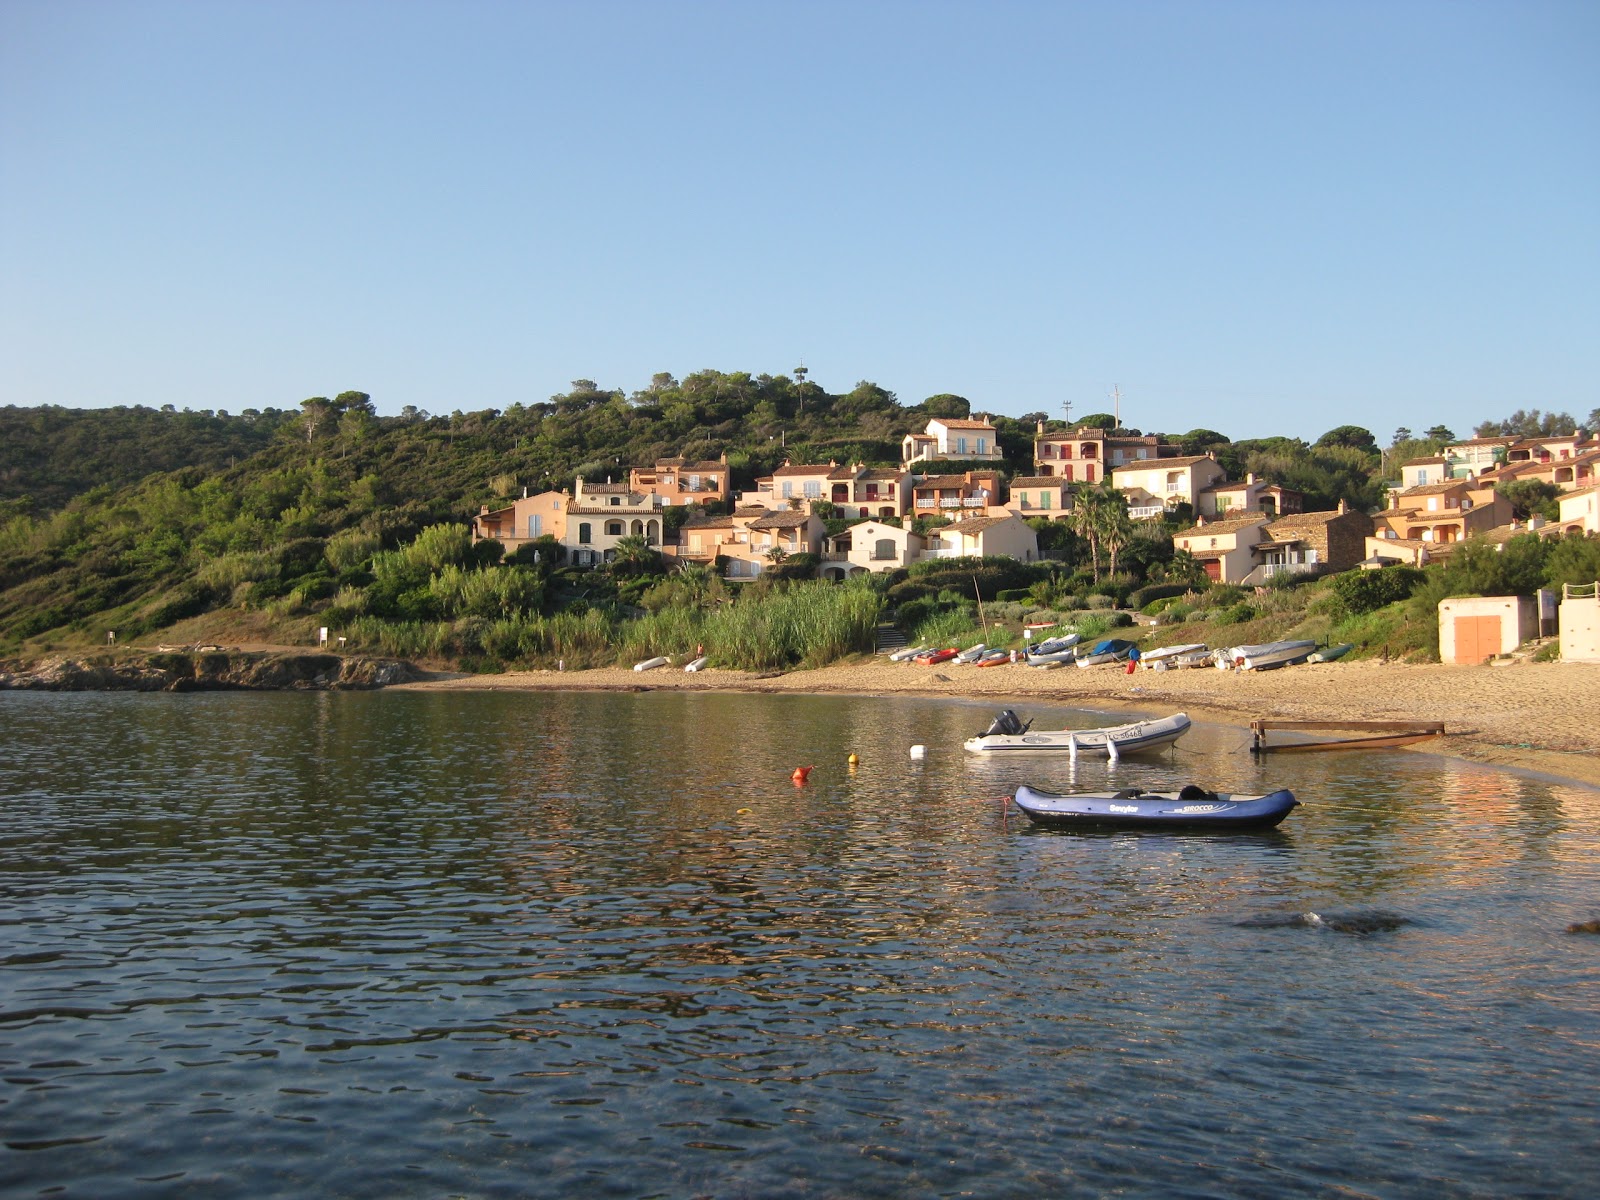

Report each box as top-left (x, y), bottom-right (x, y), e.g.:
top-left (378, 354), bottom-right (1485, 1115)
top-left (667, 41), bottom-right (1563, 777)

top-left (1062, 397), bottom-right (1073, 428)
top-left (1110, 385), bottom-right (1122, 431)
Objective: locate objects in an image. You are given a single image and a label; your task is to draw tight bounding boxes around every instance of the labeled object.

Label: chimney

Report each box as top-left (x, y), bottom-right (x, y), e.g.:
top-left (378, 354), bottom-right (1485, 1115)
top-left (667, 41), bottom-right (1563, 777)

top-left (1246, 472), bottom-right (1255, 484)
top-left (480, 505), bottom-right (489, 514)
top-left (1338, 499), bottom-right (1348, 514)
top-left (1036, 420), bottom-right (1045, 434)
top-left (522, 486), bottom-right (528, 498)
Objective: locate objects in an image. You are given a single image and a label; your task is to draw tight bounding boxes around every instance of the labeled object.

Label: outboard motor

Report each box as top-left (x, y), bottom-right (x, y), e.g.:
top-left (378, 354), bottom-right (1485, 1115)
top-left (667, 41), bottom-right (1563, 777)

top-left (982, 709), bottom-right (1030, 737)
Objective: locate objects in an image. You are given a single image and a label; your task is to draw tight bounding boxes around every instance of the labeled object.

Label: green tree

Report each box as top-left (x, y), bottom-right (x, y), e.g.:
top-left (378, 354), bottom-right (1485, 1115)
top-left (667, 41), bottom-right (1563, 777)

top-left (1315, 425), bottom-right (1378, 453)
top-left (1496, 479), bottom-right (1561, 523)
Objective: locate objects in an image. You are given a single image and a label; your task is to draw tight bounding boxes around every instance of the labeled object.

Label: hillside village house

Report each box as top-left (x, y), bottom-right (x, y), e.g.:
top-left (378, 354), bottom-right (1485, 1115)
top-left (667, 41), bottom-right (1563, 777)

top-left (472, 479), bottom-right (663, 565)
top-left (1397, 457), bottom-right (1451, 489)
top-left (1441, 430), bottom-right (1590, 480)
top-left (911, 471), bottom-right (1004, 517)
top-left (925, 512), bottom-right (1039, 562)
top-left (1481, 445), bottom-right (1600, 493)
top-left (1557, 485), bottom-right (1600, 537)
top-left (1371, 479), bottom-right (1512, 554)
top-left (1442, 435), bottom-right (1519, 478)
top-left (901, 417), bottom-right (1004, 468)
top-left (562, 480), bottom-right (664, 565)
top-left (628, 457), bottom-right (730, 507)
top-left (471, 490), bottom-right (569, 554)
top-left (673, 506), bottom-right (825, 579)
top-left (1172, 513), bottom-right (1270, 583)
top-left (1198, 474), bottom-right (1304, 518)
top-left (721, 509), bottom-right (825, 578)
top-left (1032, 424), bottom-right (1182, 483)
top-left (821, 520), bottom-right (927, 578)
top-left (1112, 455), bottom-right (1228, 519)
top-left (1003, 476), bottom-right (1073, 520)
top-left (1247, 503), bottom-right (1374, 584)
top-left (747, 461), bottom-right (912, 518)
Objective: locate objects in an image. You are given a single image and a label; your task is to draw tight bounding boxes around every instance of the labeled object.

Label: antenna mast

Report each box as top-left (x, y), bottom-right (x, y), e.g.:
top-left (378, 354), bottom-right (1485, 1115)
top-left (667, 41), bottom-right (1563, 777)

top-left (1110, 385), bottom-right (1122, 431)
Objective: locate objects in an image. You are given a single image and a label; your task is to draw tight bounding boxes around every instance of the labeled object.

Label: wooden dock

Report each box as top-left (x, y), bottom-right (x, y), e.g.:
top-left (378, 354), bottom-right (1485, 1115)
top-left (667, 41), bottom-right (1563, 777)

top-left (1249, 719), bottom-right (1446, 753)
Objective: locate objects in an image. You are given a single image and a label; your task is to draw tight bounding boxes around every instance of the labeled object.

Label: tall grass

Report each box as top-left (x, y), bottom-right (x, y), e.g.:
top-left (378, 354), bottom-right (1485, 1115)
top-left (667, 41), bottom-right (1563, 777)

top-left (699, 581), bottom-right (883, 670)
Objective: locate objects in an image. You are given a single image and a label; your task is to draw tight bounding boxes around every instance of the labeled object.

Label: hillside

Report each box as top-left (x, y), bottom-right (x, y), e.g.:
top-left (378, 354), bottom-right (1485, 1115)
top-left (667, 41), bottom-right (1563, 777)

top-left (2, 372), bottom-right (1580, 664)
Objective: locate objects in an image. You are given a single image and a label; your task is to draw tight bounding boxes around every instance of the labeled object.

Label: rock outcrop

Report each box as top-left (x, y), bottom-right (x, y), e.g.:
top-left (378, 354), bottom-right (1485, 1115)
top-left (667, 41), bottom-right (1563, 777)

top-left (0, 650), bottom-right (422, 691)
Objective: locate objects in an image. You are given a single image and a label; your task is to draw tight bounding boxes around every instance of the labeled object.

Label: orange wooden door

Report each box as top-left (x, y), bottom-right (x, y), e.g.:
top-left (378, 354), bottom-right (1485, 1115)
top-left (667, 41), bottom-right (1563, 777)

top-left (1455, 615), bottom-right (1501, 663)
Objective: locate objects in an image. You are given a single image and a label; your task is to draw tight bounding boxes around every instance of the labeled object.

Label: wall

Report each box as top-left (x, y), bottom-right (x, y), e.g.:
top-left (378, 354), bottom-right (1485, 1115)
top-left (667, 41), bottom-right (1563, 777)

top-left (1438, 596), bottom-right (1538, 664)
top-left (1558, 588), bottom-right (1600, 662)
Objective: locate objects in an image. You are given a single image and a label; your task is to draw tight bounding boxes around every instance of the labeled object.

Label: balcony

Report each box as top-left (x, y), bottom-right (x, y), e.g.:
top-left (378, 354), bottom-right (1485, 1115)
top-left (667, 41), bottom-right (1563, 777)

top-left (1128, 504), bottom-right (1166, 520)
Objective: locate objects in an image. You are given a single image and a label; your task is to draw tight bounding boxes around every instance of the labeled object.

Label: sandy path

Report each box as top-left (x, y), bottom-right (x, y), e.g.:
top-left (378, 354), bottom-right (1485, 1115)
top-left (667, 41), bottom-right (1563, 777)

top-left (395, 656), bottom-right (1600, 788)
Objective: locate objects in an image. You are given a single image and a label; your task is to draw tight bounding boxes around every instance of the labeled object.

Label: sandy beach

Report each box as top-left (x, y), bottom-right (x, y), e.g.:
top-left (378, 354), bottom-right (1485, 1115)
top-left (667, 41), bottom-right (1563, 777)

top-left (396, 655), bottom-right (1600, 789)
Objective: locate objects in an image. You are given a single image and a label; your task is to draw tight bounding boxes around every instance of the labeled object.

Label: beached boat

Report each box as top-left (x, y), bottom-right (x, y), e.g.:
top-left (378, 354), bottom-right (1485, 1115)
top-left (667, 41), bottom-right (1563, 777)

top-left (633, 656), bottom-right (670, 672)
top-left (963, 710), bottom-right (1191, 757)
top-left (976, 649), bottom-right (1013, 667)
top-left (683, 656), bottom-right (708, 672)
top-left (889, 644), bottom-right (932, 662)
top-left (1074, 638), bottom-right (1138, 667)
top-left (1139, 643), bottom-right (1207, 670)
top-left (1012, 784), bottom-right (1299, 831)
top-left (1212, 640), bottom-right (1316, 671)
top-left (954, 643), bottom-right (989, 664)
top-left (1024, 633), bottom-right (1082, 665)
top-left (1306, 642), bottom-right (1354, 663)
top-left (913, 648), bottom-right (959, 665)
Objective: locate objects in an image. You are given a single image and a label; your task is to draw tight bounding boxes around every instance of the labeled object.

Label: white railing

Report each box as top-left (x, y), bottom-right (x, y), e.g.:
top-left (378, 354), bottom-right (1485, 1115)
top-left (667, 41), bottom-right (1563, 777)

top-left (1259, 562), bottom-right (1319, 579)
top-left (1128, 505), bottom-right (1165, 520)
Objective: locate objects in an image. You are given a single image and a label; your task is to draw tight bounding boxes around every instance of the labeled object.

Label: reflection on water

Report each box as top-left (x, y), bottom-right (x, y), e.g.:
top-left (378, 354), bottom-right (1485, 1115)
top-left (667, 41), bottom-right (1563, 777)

top-left (2, 689), bottom-right (1599, 1199)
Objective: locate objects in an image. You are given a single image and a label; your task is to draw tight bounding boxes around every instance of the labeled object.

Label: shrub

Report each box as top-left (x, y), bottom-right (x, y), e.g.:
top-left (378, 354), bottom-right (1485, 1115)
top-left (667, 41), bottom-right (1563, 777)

top-left (1212, 603), bottom-right (1258, 626)
top-left (1326, 565), bottom-right (1426, 616)
top-left (1129, 583), bottom-right (1192, 610)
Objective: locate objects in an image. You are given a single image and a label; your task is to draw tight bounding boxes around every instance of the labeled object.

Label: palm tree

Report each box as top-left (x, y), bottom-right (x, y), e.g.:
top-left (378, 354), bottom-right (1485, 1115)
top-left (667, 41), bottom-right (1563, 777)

top-left (608, 534), bottom-right (660, 576)
top-left (1101, 495), bottom-right (1135, 580)
top-left (1069, 484), bottom-right (1109, 580)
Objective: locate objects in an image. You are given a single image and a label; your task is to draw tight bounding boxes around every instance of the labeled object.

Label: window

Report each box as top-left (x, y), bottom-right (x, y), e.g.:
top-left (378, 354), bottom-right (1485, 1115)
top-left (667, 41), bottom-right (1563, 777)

top-left (976, 438), bottom-right (987, 454)
top-left (527, 514), bottom-right (542, 538)
top-left (578, 523), bottom-right (592, 544)
top-left (874, 538), bottom-right (895, 561)
top-left (610, 496), bottom-right (620, 506)
top-left (803, 481), bottom-right (820, 498)
top-left (606, 520), bottom-right (623, 536)
top-left (1085, 465), bottom-right (1096, 482)
top-left (782, 481), bottom-right (793, 498)
top-left (1062, 465), bottom-right (1073, 482)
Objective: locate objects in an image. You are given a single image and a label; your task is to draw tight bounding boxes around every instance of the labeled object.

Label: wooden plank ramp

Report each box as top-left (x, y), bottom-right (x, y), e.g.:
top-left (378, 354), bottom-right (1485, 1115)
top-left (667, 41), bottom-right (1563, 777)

top-left (1250, 719), bottom-right (1445, 753)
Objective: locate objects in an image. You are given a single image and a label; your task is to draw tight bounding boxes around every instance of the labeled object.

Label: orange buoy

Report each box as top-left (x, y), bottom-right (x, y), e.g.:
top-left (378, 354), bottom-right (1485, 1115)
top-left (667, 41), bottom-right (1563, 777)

top-left (792, 766), bottom-right (814, 785)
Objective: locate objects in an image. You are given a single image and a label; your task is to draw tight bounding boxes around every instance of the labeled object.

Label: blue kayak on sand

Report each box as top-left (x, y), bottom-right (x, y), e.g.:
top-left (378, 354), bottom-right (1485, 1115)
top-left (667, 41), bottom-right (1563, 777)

top-left (1013, 785), bottom-right (1299, 831)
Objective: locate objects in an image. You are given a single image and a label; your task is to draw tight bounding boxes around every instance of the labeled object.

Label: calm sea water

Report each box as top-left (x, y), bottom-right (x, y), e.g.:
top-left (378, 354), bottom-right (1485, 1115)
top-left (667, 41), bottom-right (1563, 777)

top-left (2, 688), bottom-right (1598, 1199)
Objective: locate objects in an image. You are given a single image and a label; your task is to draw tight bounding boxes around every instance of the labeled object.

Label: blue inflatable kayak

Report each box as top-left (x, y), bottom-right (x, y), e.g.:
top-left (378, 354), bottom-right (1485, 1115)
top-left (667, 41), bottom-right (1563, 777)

top-left (1013, 784), bottom-right (1299, 831)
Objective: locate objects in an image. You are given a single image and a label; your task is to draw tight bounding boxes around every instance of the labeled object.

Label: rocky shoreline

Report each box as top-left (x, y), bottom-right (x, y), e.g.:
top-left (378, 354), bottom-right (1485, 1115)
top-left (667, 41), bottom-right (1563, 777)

top-left (0, 648), bottom-right (422, 692)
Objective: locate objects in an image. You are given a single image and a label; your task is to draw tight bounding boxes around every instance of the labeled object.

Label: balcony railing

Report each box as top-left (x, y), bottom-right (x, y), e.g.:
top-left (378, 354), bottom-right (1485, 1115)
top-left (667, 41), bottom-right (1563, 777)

top-left (1128, 504), bottom-right (1166, 520)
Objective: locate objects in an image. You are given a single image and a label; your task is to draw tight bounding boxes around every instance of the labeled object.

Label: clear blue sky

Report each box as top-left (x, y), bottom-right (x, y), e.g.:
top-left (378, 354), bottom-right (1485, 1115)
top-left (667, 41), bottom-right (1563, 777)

top-left (3, 0), bottom-right (1595, 444)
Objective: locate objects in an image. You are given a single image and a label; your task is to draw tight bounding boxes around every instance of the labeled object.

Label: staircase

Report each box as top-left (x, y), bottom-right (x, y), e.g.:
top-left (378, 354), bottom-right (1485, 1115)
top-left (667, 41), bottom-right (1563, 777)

top-left (874, 622), bottom-right (908, 655)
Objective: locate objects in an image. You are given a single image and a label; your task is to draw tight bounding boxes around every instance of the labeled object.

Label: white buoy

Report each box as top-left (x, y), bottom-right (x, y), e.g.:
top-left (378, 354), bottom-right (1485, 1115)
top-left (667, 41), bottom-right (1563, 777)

top-left (909, 744), bottom-right (926, 759)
